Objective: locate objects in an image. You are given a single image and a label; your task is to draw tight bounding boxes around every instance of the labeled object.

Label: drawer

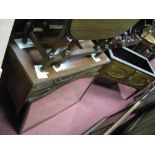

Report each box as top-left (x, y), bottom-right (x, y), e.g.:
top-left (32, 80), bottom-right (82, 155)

top-left (101, 60), bottom-right (135, 82)
top-left (128, 70), bottom-right (154, 89)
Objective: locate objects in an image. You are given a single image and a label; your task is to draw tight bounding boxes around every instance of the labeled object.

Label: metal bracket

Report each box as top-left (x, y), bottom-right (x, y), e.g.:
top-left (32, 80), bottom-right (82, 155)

top-left (91, 53), bottom-right (101, 62)
top-left (53, 63), bottom-right (65, 72)
top-left (14, 38), bottom-right (35, 49)
top-left (34, 65), bottom-right (49, 79)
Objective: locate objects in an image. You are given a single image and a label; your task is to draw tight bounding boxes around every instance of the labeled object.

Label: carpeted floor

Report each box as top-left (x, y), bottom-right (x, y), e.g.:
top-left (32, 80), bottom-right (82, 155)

top-left (23, 83), bottom-right (132, 135)
top-left (0, 79), bottom-right (134, 135)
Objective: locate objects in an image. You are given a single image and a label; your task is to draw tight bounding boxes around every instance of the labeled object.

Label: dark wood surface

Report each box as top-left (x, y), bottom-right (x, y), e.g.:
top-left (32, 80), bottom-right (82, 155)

top-left (2, 34), bottom-right (109, 114)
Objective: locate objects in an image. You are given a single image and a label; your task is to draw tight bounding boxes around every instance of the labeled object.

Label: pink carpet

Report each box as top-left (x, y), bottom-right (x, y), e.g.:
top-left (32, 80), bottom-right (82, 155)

top-left (20, 78), bottom-right (93, 133)
top-left (0, 79), bottom-right (135, 135)
top-left (23, 84), bottom-right (131, 135)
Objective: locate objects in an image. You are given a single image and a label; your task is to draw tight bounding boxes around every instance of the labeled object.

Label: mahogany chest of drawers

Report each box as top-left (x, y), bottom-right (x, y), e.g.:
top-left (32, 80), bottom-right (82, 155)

top-left (2, 35), bottom-right (109, 114)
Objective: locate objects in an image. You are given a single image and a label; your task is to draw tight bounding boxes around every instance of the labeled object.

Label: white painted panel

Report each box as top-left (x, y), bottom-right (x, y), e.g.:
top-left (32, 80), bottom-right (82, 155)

top-left (0, 19), bottom-right (14, 77)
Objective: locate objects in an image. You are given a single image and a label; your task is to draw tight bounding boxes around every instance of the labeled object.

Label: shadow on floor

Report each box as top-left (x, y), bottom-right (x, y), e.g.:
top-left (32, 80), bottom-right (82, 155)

top-left (0, 81), bottom-right (17, 134)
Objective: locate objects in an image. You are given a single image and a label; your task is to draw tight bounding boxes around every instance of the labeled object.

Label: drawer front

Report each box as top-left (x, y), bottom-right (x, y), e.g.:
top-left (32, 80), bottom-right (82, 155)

top-left (101, 60), bottom-right (135, 82)
top-left (128, 71), bottom-right (154, 89)
top-left (27, 65), bottom-right (101, 102)
top-left (100, 60), bottom-right (155, 89)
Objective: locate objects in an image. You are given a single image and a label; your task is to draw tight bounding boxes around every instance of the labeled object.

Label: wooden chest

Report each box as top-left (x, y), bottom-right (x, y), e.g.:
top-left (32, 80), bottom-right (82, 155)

top-left (2, 34), bottom-right (109, 114)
